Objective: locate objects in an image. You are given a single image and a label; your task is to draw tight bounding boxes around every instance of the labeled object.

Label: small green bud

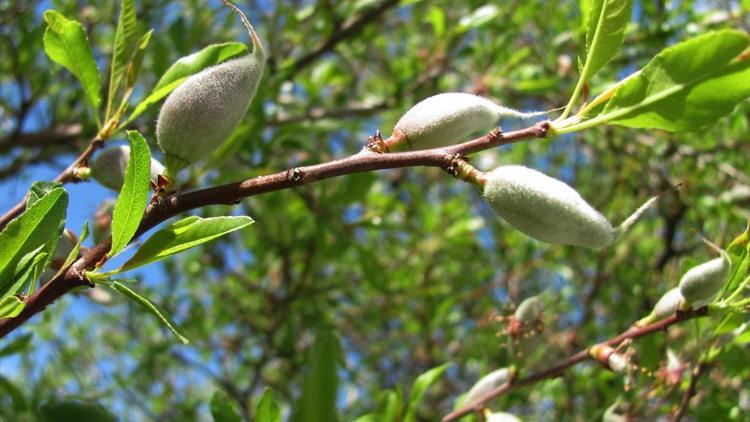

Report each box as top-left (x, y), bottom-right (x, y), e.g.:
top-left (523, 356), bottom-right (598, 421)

top-left (464, 367), bottom-right (509, 405)
top-left (391, 93), bottom-right (544, 151)
top-left (90, 146), bottom-right (165, 191)
top-left (678, 253), bottom-right (731, 306)
top-left (482, 166), bottom-right (660, 248)
top-left (156, 1), bottom-right (265, 175)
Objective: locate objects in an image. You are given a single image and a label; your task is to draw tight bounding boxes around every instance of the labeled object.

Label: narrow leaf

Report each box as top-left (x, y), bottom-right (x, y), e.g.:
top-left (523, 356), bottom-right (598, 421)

top-left (109, 280), bottom-right (189, 344)
top-left (1, 251), bottom-right (48, 299)
top-left (126, 30), bottom-right (154, 89)
top-left (42, 10), bottom-right (101, 124)
top-left (109, 131), bottom-right (151, 257)
top-left (404, 363), bottom-right (451, 422)
top-left (120, 216), bottom-right (254, 271)
top-left (0, 187), bottom-right (67, 288)
top-left (58, 223), bottom-right (89, 276)
top-left (594, 30), bottom-right (750, 131)
top-left (583, 0), bottom-right (632, 80)
top-left (126, 42), bottom-right (247, 122)
top-left (26, 181), bottom-right (62, 208)
top-left (255, 388), bottom-right (282, 422)
top-left (210, 390), bottom-right (242, 422)
top-left (107, 0), bottom-right (139, 119)
top-left (291, 328), bottom-right (340, 422)
top-left (0, 297), bottom-right (24, 319)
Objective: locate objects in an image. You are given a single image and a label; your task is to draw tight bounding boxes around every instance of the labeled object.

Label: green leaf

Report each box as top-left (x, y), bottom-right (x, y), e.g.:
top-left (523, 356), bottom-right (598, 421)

top-left (255, 388), bottom-right (282, 422)
top-left (125, 30), bottom-right (153, 89)
top-left (0, 187), bottom-right (68, 288)
top-left (583, 0), bottom-right (632, 80)
top-left (125, 77), bottom-right (186, 124)
top-left (720, 222), bottom-right (750, 297)
top-left (42, 10), bottom-right (101, 125)
top-left (106, 0), bottom-right (139, 120)
top-left (378, 390), bottom-right (403, 422)
top-left (0, 333), bottom-right (33, 357)
top-left (58, 223), bottom-right (89, 277)
top-left (119, 216), bottom-right (254, 271)
top-left (1, 250), bottom-right (48, 299)
top-left (572, 30), bottom-right (750, 132)
top-left (291, 328), bottom-right (340, 422)
top-left (210, 389), bottom-right (242, 422)
top-left (126, 42), bottom-right (247, 123)
top-left (560, 0), bottom-right (631, 119)
top-left (109, 280), bottom-right (189, 344)
top-left (109, 131), bottom-right (151, 257)
top-left (404, 363), bottom-right (451, 422)
top-left (26, 181), bottom-right (63, 208)
top-left (0, 296), bottom-right (24, 319)
top-left (38, 399), bottom-right (117, 422)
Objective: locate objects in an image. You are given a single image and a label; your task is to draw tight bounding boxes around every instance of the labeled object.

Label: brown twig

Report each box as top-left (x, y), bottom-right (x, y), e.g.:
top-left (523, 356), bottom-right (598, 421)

top-left (287, 0), bottom-right (401, 77)
top-left (0, 122), bottom-right (550, 338)
top-left (0, 135), bottom-right (103, 231)
top-left (673, 361), bottom-right (710, 421)
top-left (442, 306), bottom-right (709, 422)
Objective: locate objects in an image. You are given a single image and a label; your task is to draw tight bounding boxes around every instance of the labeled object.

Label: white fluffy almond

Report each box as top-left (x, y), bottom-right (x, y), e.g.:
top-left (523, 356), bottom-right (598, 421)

top-left (679, 253), bottom-right (731, 306)
top-left (464, 367), bottom-right (509, 405)
top-left (156, 1), bottom-right (265, 175)
top-left (391, 93), bottom-right (543, 151)
top-left (482, 165), bottom-right (659, 248)
top-left (90, 145), bottom-right (165, 191)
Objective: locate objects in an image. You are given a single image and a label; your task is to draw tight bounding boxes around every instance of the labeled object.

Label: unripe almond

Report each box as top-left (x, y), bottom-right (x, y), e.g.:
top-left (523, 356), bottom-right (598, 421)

top-left (464, 367), bottom-right (509, 405)
top-left (636, 287), bottom-right (684, 326)
top-left (485, 411), bottom-right (522, 422)
top-left (391, 93), bottom-right (544, 151)
top-left (156, 1), bottom-right (265, 175)
top-left (514, 294), bottom-right (544, 322)
top-left (678, 253), bottom-right (731, 306)
top-left (90, 145), bottom-right (165, 191)
top-left (482, 166), bottom-right (659, 248)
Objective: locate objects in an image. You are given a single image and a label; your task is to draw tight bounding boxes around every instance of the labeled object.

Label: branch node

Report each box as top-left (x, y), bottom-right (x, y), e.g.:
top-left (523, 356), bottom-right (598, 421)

top-left (288, 168), bottom-right (304, 183)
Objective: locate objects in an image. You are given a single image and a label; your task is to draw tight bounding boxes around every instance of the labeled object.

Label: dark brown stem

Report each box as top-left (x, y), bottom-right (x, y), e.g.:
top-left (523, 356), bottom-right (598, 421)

top-left (0, 136), bottom-right (103, 231)
top-left (442, 307), bottom-right (709, 422)
top-left (287, 0), bottom-right (400, 77)
top-left (673, 361), bottom-right (710, 421)
top-left (0, 122), bottom-right (549, 339)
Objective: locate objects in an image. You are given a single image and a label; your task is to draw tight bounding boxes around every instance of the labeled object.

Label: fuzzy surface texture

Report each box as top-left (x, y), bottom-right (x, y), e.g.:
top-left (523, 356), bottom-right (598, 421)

top-left (91, 145), bottom-right (165, 190)
top-left (464, 368), bottom-right (509, 404)
top-left (652, 287), bottom-right (684, 319)
top-left (156, 54), bottom-right (263, 171)
top-left (483, 165), bottom-right (616, 248)
top-left (393, 93), bottom-right (502, 150)
top-left (678, 256), bottom-right (731, 305)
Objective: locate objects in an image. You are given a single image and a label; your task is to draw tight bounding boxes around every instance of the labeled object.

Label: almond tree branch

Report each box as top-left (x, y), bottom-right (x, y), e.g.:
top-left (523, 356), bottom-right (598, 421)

top-left (673, 361), bottom-right (710, 421)
top-left (0, 135), bottom-right (103, 231)
top-left (442, 306), bottom-right (710, 422)
top-left (0, 122), bottom-right (550, 339)
top-left (286, 0), bottom-right (400, 77)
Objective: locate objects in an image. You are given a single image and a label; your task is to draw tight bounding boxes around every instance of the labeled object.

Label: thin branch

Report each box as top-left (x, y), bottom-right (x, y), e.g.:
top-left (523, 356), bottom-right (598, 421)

top-left (0, 135), bottom-right (103, 231)
top-left (442, 306), bottom-right (709, 422)
top-left (0, 122), bottom-right (550, 339)
top-left (673, 361), bottom-right (710, 422)
top-left (286, 0), bottom-right (400, 77)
